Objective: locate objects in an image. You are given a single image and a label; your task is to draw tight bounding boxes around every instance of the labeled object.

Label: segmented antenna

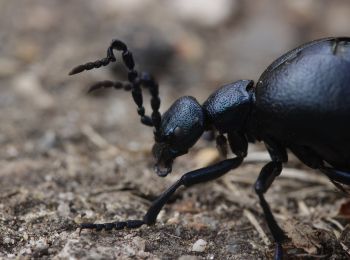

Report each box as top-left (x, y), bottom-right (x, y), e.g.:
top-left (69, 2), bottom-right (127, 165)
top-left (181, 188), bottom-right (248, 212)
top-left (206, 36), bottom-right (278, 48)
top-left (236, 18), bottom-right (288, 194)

top-left (69, 39), bottom-right (162, 132)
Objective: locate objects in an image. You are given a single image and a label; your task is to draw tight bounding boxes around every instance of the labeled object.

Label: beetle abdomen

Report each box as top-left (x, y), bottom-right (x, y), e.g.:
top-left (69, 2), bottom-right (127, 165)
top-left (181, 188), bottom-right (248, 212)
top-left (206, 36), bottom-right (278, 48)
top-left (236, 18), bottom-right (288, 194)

top-left (255, 37), bottom-right (350, 170)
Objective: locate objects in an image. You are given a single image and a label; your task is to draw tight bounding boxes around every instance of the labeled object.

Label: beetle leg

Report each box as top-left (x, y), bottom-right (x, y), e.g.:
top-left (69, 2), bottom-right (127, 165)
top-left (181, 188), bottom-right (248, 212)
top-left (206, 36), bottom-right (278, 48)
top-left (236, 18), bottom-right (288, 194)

top-left (289, 145), bottom-right (322, 169)
top-left (227, 131), bottom-right (248, 158)
top-left (288, 145), bottom-right (350, 193)
top-left (264, 137), bottom-right (288, 163)
top-left (255, 161), bottom-right (287, 260)
top-left (320, 167), bottom-right (350, 185)
top-left (319, 167), bottom-right (350, 194)
top-left (79, 157), bottom-right (243, 234)
top-left (144, 156), bottom-right (243, 224)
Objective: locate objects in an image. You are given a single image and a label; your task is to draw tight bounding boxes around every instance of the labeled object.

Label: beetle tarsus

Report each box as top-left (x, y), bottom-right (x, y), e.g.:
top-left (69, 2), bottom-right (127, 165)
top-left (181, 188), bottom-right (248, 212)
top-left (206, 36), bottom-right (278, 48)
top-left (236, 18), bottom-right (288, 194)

top-left (275, 243), bottom-right (283, 260)
top-left (80, 157), bottom-right (244, 235)
top-left (79, 220), bottom-right (145, 235)
top-left (144, 157), bottom-right (243, 224)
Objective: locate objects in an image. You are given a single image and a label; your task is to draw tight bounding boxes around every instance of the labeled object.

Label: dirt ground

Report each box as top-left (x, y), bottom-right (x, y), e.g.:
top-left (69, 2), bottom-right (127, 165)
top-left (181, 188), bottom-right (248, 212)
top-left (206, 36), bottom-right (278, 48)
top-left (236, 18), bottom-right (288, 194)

top-left (1, 0), bottom-right (350, 259)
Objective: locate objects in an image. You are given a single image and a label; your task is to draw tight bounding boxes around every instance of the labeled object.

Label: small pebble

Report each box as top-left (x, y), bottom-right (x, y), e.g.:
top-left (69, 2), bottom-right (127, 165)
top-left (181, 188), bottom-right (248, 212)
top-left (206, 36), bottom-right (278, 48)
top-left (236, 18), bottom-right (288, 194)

top-left (207, 254), bottom-right (215, 260)
top-left (23, 232), bottom-right (29, 240)
top-left (4, 237), bottom-right (12, 244)
top-left (191, 239), bottom-right (207, 252)
top-left (34, 238), bottom-right (48, 250)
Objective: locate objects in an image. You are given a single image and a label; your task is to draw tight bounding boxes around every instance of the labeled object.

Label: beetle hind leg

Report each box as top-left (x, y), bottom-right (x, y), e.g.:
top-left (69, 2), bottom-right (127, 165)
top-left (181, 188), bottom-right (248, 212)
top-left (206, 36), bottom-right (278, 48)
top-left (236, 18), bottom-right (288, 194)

top-left (289, 144), bottom-right (350, 193)
top-left (320, 167), bottom-right (350, 185)
top-left (320, 167), bottom-right (350, 194)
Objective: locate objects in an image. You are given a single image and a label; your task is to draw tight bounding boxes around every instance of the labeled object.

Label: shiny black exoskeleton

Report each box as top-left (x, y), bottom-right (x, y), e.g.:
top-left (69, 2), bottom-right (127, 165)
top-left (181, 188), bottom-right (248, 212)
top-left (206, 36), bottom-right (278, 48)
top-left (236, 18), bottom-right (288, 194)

top-left (69, 37), bottom-right (350, 259)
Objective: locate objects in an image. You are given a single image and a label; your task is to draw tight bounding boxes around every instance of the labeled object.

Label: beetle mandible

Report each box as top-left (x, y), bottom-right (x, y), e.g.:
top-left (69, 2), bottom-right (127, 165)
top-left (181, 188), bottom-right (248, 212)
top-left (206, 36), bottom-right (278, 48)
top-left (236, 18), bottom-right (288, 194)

top-left (69, 37), bottom-right (350, 259)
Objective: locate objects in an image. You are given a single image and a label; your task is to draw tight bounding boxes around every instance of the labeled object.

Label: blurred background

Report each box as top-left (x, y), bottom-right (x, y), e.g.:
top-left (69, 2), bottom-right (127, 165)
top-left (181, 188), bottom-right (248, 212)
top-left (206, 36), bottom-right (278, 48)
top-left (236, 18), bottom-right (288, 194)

top-left (1, 0), bottom-right (350, 259)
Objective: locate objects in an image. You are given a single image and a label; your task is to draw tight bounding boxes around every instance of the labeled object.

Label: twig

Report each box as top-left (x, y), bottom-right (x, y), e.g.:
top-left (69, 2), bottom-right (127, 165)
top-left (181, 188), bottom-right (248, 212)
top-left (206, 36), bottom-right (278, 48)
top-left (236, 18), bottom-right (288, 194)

top-left (81, 124), bottom-right (117, 151)
top-left (213, 182), bottom-right (257, 211)
top-left (243, 209), bottom-right (271, 246)
top-left (320, 219), bottom-right (341, 239)
top-left (286, 185), bottom-right (334, 199)
top-left (163, 232), bottom-right (181, 239)
top-left (244, 151), bottom-right (271, 163)
top-left (325, 217), bottom-right (345, 231)
top-left (340, 242), bottom-right (350, 256)
top-left (297, 200), bottom-right (311, 216)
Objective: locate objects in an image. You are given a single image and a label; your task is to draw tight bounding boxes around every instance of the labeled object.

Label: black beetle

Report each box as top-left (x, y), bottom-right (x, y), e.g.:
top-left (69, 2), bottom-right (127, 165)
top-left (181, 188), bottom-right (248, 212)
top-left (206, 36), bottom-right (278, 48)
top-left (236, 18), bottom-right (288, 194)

top-left (69, 37), bottom-right (350, 259)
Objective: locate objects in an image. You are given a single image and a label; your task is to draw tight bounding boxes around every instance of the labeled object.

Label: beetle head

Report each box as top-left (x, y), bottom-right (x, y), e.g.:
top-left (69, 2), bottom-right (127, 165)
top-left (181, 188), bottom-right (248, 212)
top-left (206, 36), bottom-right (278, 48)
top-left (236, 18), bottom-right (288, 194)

top-left (152, 96), bottom-right (205, 177)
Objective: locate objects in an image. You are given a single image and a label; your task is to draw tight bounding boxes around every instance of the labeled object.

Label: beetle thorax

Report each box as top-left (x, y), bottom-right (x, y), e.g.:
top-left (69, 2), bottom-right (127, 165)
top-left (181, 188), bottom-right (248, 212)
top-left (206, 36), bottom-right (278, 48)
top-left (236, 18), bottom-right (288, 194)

top-left (203, 80), bottom-right (254, 133)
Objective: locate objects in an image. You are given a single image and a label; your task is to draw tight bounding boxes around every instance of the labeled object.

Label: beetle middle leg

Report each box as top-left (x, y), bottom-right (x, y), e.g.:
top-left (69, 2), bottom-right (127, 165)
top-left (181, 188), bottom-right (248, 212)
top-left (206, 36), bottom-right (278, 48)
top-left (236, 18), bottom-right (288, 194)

top-left (79, 157), bottom-right (243, 234)
top-left (254, 138), bottom-right (288, 260)
top-left (255, 161), bottom-right (287, 260)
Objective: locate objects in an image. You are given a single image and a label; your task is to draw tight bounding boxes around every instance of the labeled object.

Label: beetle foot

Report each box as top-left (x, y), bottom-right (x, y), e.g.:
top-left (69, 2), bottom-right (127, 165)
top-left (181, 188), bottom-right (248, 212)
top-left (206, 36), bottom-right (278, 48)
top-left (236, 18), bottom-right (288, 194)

top-left (79, 219), bottom-right (145, 235)
top-left (274, 242), bottom-right (283, 260)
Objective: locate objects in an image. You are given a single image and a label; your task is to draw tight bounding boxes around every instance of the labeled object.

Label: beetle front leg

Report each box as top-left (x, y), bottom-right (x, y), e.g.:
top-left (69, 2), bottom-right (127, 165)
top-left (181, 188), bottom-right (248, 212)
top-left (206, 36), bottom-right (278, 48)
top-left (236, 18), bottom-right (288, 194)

top-left (227, 131), bottom-right (248, 158)
top-left (79, 157), bottom-right (243, 233)
top-left (255, 161), bottom-right (287, 260)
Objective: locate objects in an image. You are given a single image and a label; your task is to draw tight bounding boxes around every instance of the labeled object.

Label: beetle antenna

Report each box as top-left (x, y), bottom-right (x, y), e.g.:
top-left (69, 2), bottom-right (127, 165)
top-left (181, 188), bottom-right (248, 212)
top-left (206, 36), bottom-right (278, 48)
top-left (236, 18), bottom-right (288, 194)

top-left (87, 80), bottom-right (131, 93)
top-left (69, 39), bottom-right (161, 132)
top-left (68, 56), bottom-right (115, 75)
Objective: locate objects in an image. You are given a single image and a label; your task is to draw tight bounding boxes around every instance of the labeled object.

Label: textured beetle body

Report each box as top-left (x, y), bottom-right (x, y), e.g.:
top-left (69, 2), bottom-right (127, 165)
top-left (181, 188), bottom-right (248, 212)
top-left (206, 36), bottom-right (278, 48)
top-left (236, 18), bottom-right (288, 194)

top-left (203, 80), bottom-right (254, 133)
top-left (70, 37), bottom-right (350, 259)
top-left (254, 37), bottom-right (350, 171)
